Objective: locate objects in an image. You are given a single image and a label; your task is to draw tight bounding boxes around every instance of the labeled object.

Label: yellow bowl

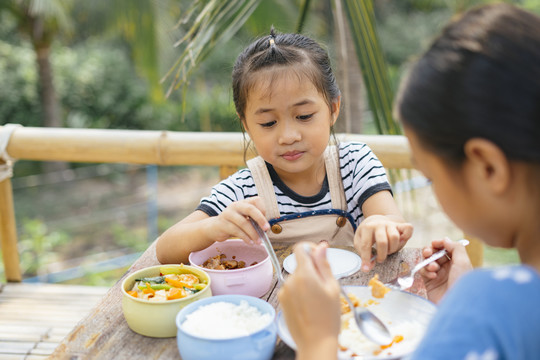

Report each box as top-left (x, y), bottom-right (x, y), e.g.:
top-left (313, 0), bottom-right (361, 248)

top-left (121, 264), bottom-right (212, 338)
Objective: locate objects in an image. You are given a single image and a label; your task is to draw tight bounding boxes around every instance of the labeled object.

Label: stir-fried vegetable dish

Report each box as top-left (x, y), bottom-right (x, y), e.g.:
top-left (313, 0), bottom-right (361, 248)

top-left (127, 266), bottom-right (208, 301)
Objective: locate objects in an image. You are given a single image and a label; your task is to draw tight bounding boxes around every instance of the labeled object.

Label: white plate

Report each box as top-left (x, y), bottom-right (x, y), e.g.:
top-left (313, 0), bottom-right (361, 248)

top-left (277, 285), bottom-right (436, 360)
top-left (283, 248), bottom-right (362, 279)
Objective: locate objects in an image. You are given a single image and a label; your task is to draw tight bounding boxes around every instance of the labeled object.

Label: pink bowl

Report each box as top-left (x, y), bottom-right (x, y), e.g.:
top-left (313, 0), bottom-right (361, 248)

top-left (188, 239), bottom-right (273, 297)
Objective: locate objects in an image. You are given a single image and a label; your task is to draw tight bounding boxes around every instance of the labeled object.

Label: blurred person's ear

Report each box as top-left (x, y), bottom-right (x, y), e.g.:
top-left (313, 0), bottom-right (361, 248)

top-left (463, 138), bottom-right (511, 194)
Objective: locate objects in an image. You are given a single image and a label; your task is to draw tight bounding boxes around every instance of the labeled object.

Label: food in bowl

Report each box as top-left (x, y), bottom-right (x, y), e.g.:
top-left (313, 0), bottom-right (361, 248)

top-left (338, 293), bottom-right (420, 357)
top-left (202, 254), bottom-right (257, 270)
top-left (368, 274), bottom-right (391, 299)
top-left (189, 239), bottom-right (273, 297)
top-left (181, 300), bottom-right (273, 338)
top-left (121, 264), bottom-right (212, 338)
top-left (277, 285), bottom-right (436, 359)
top-left (176, 295), bottom-right (277, 360)
top-left (127, 266), bottom-right (207, 301)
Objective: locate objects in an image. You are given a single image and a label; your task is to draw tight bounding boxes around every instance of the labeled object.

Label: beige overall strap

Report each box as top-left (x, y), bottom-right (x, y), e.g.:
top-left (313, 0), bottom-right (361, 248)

top-left (246, 156), bottom-right (281, 219)
top-left (324, 145), bottom-right (347, 211)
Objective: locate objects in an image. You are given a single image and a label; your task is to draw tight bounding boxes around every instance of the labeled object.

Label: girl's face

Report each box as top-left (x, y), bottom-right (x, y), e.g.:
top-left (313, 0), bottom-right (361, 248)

top-left (243, 69), bottom-right (339, 180)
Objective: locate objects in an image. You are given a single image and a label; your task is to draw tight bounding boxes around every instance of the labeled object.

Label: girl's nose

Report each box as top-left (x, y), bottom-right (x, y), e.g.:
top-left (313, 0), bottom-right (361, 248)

top-left (278, 121), bottom-right (301, 145)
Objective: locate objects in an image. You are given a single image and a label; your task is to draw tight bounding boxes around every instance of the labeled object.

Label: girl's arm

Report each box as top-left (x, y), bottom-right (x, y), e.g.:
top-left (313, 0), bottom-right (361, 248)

top-left (355, 190), bottom-right (414, 271)
top-left (156, 196), bottom-right (269, 264)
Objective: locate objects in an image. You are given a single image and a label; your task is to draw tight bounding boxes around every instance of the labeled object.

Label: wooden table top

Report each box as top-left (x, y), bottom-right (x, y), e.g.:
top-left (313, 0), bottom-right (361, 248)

top-left (49, 241), bottom-right (426, 360)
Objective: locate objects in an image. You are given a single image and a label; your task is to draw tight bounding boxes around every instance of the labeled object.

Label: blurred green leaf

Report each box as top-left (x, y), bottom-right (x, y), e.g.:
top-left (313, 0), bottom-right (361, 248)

top-left (343, 0), bottom-right (399, 135)
top-left (162, 0), bottom-right (262, 97)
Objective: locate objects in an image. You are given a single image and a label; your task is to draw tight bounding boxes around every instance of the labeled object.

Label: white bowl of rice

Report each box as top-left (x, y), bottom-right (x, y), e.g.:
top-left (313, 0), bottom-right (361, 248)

top-left (176, 294), bottom-right (277, 360)
top-left (277, 285), bottom-right (436, 359)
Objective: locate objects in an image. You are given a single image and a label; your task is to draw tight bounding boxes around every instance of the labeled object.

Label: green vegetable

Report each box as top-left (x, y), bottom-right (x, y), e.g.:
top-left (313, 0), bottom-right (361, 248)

top-left (160, 265), bottom-right (183, 275)
top-left (193, 283), bottom-right (207, 291)
top-left (183, 287), bottom-right (198, 294)
top-left (137, 283), bottom-right (172, 291)
top-left (135, 276), bottom-right (165, 283)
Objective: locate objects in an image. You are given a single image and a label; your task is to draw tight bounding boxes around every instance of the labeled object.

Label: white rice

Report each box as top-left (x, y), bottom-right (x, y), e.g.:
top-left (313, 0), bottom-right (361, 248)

top-left (181, 300), bottom-right (273, 339)
top-left (338, 313), bottom-right (424, 358)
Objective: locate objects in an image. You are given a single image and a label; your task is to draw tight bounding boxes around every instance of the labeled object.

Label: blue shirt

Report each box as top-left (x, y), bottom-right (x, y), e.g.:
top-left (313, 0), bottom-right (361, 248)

top-left (411, 265), bottom-right (540, 360)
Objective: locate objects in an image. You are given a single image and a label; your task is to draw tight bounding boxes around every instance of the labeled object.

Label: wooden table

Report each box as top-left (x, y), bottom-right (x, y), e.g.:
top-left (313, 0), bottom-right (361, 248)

top-left (49, 242), bottom-right (427, 359)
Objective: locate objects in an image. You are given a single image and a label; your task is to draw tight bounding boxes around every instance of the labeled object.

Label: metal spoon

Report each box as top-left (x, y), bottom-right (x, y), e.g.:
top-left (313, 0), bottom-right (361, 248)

top-left (302, 244), bottom-right (393, 345)
top-left (249, 218), bottom-right (285, 283)
top-left (387, 239), bottom-right (469, 290)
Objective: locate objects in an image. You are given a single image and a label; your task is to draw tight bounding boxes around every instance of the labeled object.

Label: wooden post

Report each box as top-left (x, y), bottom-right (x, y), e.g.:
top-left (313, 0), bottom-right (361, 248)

top-left (219, 165), bottom-right (239, 180)
top-left (464, 235), bottom-right (484, 268)
top-left (0, 176), bottom-right (22, 282)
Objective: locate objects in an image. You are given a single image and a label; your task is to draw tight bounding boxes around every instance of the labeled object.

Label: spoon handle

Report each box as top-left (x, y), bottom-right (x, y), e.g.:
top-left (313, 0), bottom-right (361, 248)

top-left (411, 239), bottom-right (469, 276)
top-left (249, 218), bottom-right (285, 284)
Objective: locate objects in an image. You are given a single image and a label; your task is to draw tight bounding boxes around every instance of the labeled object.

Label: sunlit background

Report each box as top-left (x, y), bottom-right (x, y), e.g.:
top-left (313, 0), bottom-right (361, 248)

top-left (1, 0), bottom-right (529, 285)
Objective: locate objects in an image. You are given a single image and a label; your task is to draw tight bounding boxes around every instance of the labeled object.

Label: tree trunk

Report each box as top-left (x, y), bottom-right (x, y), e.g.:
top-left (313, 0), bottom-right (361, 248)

top-left (333, 0), bottom-right (365, 134)
top-left (32, 23), bottom-right (68, 174)
top-left (35, 45), bottom-right (61, 128)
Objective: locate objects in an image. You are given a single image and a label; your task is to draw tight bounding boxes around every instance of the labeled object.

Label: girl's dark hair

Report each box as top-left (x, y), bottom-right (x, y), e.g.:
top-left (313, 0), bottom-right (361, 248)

top-left (232, 28), bottom-right (340, 120)
top-left (395, 3), bottom-right (540, 165)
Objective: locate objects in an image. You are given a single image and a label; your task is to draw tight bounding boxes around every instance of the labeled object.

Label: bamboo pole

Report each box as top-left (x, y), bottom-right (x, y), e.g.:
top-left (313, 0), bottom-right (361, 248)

top-left (0, 176), bottom-right (22, 282)
top-left (219, 165), bottom-right (240, 180)
top-left (4, 127), bottom-right (413, 169)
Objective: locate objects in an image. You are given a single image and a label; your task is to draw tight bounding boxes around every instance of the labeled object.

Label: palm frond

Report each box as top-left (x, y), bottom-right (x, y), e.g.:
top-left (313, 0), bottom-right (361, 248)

top-left (296, 0), bottom-right (313, 33)
top-left (162, 0), bottom-right (262, 98)
top-left (111, 0), bottom-right (165, 102)
top-left (29, 0), bottom-right (74, 34)
top-left (342, 0), bottom-right (400, 135)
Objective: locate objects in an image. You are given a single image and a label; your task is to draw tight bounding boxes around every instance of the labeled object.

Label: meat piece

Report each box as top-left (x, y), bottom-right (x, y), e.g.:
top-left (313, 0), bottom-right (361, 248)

top-left (222, 260), bottom-right (238, 269)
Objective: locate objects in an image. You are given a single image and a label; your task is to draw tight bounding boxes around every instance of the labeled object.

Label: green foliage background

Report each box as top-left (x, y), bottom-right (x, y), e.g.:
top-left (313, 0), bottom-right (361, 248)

top-left (1, 0), bottom-right (533, 284)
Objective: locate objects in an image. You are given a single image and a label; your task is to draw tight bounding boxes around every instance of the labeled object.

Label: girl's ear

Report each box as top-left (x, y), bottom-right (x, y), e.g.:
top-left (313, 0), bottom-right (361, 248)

top-left (238, 113), bottom-right (249, 132)
top-left (463, 138), bottom-right (511, 194)
top-left (330, 96), bottom-right (341, 126)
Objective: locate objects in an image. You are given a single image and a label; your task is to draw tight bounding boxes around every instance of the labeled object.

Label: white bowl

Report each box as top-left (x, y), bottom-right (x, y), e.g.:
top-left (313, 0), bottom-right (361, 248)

top-left (277, 285), bottom-right (436, 359)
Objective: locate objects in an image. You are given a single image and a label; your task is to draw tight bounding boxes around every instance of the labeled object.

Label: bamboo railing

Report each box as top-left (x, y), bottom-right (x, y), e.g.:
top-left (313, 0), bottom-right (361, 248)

top-left (0, 126), bottom-right (482, 282)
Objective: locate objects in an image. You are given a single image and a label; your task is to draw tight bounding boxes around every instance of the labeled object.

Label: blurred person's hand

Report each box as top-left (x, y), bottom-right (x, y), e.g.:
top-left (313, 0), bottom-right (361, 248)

top-left (278, 242), bottom-right (340, 360)
top-left (420, 238), bottom-right (473, 304)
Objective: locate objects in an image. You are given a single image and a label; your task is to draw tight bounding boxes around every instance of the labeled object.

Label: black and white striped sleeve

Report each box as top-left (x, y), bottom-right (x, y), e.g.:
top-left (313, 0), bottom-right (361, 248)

top-left (196, 168), bottom-right (259, 216)
top-left (339, 142), bottom-right (392, 225)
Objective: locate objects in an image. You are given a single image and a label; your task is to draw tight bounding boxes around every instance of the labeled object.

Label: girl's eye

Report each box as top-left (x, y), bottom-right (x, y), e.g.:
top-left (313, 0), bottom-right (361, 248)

top-left (297, 114), bottom-right (314, 121)
top-left (260, 120), bottom-right (276, 128)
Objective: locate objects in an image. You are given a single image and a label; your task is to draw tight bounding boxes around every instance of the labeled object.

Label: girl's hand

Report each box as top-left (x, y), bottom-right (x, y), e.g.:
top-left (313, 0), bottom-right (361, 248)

top-left (278, 242), bottom-right (340, 360)
top-left (355, 215), bottom-right (413, 272)
top-left (420, 238), bottom-right (472, 304)
top-left (210, 196), bottom-right (269, 245)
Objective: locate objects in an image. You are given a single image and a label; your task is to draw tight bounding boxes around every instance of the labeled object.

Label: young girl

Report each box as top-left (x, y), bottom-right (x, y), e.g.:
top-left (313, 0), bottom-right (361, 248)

top-left (156, 29), bottom-right (413, 267)
top-left (278, 4), bottom-right (540, 360)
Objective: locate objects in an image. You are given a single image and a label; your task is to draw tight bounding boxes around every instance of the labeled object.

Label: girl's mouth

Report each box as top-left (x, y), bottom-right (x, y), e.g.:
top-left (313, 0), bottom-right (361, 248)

top-left (282, 151), bottom-right (304, 161)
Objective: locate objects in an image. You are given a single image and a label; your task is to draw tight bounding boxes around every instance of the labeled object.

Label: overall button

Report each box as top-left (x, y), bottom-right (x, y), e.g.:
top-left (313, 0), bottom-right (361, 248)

top-left (336, 216), bottom-right (347, 227)
top-left (271, 224), bottom-right (282, 234)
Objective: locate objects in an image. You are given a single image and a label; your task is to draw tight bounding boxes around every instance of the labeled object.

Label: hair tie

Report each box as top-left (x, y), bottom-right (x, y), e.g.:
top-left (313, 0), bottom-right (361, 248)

top-left (269, 37), bottom-right (275, 48)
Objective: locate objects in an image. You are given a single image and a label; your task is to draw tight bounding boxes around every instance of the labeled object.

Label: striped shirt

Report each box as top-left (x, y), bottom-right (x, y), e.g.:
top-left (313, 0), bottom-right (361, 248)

top-left (196, 142), bottom-right (392, 226)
